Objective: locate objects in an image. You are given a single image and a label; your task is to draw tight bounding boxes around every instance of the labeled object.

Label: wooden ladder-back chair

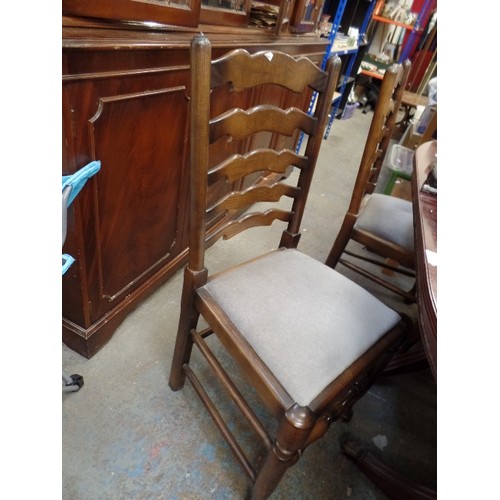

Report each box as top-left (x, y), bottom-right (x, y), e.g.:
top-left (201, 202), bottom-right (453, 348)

top-left (169, 34), bottom-right (412, 499)
top-left (325, 60), bottom-right (415, 302)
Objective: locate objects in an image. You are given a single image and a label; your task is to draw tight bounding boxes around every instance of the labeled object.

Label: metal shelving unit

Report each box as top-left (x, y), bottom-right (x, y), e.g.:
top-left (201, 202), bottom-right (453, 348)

top-left (296, 0), bottom-right (378, 149)
top-left (360, 0), bottom-right (436, 80)
top-left (322, 0), bottom-right (377, 139)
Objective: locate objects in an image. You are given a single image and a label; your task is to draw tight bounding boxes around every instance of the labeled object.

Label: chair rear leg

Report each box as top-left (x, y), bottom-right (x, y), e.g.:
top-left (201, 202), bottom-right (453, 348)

top-left (169, 267), bottom-right (205, 390)
top-left (251, 404), bottom-right (315, 500)
top-left (325, 215), bottom-right (356, 269)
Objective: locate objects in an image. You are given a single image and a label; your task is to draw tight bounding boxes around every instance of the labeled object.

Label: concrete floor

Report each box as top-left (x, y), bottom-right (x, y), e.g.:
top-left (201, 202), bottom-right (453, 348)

top-left (62, 108), bottom-right (437, 499)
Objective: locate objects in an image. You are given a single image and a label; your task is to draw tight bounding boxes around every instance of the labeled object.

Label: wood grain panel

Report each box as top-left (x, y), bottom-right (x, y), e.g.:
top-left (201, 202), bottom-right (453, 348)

top-left (87, 87), bottom-right (189, 307)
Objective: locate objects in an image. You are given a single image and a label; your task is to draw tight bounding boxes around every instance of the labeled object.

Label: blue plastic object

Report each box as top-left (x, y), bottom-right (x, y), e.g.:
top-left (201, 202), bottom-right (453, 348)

top-left (62, 160), bottom-right (101, 207)
top-left (62, 161), bottom-right (101, 274)
top-left (62, 254), bottom-right (76, 275)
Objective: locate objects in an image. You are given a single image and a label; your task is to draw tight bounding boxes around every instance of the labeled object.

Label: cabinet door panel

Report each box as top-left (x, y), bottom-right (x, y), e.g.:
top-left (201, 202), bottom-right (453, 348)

top-left (63, 64), bottom-right (191, 323)
top-left (89, 88), bottom-right (188, 306)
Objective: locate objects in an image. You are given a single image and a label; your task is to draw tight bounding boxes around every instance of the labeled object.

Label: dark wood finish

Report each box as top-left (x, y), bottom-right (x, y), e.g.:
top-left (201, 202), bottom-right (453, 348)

top-left (62, 22), bottom-right (329, 358)
top-left (62, 0), bottom-right (202, 28)
top-left (62, 31), bottom-right (193, 357)
top-left (168, 34), bottom-right (412, 498)
top-left (324, 60), bottom-right (416, 302)
top-left (63, 0), bottom-right (325, 32)
top-left (412, 140), bottom-right (437, 379)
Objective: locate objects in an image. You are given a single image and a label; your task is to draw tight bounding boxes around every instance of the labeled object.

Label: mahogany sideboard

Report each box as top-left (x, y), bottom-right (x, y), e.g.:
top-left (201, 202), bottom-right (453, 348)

top-left (62, 19), bottom-right (329, 358)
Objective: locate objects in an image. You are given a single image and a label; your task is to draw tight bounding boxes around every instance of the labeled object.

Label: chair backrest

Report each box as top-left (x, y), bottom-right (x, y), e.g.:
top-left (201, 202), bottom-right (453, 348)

top-left (347, 60), bottom-right (411, 215)
top-left (187, 34), bottom-right (341, 274)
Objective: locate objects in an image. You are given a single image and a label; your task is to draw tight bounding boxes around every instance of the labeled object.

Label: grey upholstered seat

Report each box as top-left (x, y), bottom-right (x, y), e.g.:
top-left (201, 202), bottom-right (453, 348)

top-left (202, 248), bottom-right (401, 406)
top-left (354, 193), bottom-right (414, 252)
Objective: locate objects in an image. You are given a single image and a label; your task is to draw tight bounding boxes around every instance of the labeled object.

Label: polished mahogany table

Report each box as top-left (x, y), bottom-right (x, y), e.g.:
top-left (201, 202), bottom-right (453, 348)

top-left (412, 140), bottom-right (437, 380)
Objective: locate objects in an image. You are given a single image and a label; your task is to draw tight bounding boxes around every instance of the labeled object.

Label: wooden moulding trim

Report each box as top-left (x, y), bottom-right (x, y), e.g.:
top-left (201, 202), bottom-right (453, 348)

top-left (62, 64), bottom-right (191, 82)
top-left (62, 25), bottom-right (329, 51)
top-left (63, 246), bottom-right (190, 359)
top-left (62, 15), bottom-right (326, 39)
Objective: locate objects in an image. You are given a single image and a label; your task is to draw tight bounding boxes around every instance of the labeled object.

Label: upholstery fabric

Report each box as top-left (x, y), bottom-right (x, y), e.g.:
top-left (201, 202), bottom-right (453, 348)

top-left (201, 248), bottom-right (401, 406)
top-left (354, 193), bottom-right (414, 251)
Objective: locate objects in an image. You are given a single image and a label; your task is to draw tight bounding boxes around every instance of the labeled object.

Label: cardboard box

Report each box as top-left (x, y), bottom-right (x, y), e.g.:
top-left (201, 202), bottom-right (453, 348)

top-left (400, 123), bottom-right (423, 151)
top-left (390, 177), bottom-right (412, 202)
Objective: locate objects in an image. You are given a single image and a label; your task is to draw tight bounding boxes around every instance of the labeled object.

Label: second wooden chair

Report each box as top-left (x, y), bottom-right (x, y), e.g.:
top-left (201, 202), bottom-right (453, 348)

top-left (325, 60), bottom-right (415, 302)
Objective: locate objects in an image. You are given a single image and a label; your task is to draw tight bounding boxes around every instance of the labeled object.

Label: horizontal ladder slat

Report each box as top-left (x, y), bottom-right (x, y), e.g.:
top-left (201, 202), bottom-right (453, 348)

top-left (208, 149), bottom-right (308, 184)
top-left (210, 106), bottom-right (317, 143)
top-left (211, 49), bottom-right (327, 93)
top-left (207, 183), bottom-right (299, 215)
